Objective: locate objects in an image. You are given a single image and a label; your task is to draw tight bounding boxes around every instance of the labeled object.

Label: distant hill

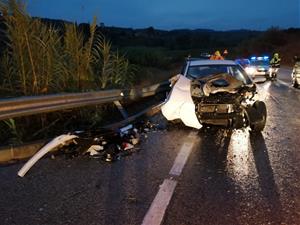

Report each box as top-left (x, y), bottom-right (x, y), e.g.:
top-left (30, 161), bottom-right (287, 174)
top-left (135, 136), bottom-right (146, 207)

top-left (27, 17), bottom-right (263, 51)
top-left (3, 16), bottom-right (298, 64)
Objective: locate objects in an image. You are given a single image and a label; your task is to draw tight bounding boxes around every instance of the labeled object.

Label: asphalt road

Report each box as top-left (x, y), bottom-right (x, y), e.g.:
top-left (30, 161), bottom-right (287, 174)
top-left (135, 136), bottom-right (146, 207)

top-left (0, 68), bottom-right (299, 225)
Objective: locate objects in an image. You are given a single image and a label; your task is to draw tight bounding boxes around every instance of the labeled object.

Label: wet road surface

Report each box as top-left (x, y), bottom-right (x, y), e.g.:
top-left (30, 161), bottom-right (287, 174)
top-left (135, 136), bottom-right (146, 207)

top-left (0, 68), bottom-right (299, 225)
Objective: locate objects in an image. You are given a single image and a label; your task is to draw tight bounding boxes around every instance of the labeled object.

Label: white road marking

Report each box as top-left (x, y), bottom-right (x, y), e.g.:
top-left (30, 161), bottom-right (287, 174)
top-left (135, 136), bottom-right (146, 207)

top-left (269, 95), bottom-right (281, 104)
top-left (280, 67), bottom-right (292, 73)
top-left (277, 79), bottom-right (291, 87)
top-left (256, 80), bottom-right (297, 105)
top-left (276, 79), bottom-right (300, 92)
top-left (141, 179), bottom-right (177, 225)
top-left (188, 132), bottom-right (197, 138)
top-left (141, 131), bottom-right (197, 225)
top-left (169, 141), bottom-right (195, 176)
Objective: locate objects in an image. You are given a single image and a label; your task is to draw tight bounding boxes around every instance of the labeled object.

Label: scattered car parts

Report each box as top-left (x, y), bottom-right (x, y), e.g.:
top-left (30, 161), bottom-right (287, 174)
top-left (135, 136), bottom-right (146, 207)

top-left (17, 120), bottom-right (159, 177)
top-left (18, 134), bottom-right (78, 177)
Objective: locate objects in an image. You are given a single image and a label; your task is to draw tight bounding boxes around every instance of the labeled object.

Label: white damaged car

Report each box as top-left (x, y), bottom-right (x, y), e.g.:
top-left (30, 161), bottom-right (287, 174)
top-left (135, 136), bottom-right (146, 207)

top-left (162, 59), bottom-right (267, 132)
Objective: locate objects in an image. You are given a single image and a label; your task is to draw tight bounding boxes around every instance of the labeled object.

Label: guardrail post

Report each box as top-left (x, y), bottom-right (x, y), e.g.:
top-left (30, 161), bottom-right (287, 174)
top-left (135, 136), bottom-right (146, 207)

top-left (113, 101), bottom-right (129, 119)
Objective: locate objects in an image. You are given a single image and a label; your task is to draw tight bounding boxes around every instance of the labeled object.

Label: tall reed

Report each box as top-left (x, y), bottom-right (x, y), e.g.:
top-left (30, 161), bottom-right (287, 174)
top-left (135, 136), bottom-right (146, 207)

top-left (0, 0), bottom-right (137, 144)
top-left (0, 0), bottom-right (136, 96)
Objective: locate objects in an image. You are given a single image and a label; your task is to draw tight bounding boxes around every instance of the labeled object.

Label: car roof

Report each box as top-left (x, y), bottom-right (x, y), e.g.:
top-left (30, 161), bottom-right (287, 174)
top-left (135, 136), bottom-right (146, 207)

top-left (188, 59), bottom-right (237, 66)
top-left (235, 58), bottom-right (250, 62)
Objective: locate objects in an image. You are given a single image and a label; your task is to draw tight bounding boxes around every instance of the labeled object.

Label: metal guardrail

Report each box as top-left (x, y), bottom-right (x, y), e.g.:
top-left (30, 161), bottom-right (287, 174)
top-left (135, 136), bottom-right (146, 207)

top-left (0, 81), bottom-right (170, 121)
top-left (0, 101), bottom-right (165, 163)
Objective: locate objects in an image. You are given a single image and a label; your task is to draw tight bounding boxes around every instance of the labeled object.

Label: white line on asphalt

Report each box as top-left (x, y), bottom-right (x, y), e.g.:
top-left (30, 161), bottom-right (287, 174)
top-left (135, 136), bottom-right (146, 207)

top-left (141, 179), bottom-right (178, 225)
top-left (256, 81), bottom-right (295, 104)
top-left (169, 141), bottom-right (195, 176)
top-left (268, 95), bottom-right (281, 105)
top-left (277, 79), bottom-right (291, 87)
top-left (277, 79), bottom-right (300, 92)
top-left (141, 131), bottom-right (197, 225)
top-left (280, 68), bottom-right (292, 73)
top-left (188, 132), bottom-right (197, 138)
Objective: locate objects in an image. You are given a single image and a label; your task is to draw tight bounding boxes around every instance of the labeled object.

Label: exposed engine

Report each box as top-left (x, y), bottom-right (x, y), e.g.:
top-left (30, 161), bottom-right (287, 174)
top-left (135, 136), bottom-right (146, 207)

top-left (191, 73), bottom-right (257, 128)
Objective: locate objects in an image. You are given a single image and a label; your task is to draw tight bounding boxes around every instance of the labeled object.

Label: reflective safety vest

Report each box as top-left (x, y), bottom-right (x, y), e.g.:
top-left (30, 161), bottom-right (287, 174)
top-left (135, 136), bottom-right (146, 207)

top-left (210, 55), bottom-right (224, 60)
top-left (270, 57), bottom-right (281, 68)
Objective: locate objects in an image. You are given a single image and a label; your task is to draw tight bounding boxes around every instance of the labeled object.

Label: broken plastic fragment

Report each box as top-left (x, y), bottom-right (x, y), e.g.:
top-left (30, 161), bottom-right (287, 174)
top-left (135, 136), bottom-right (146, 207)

top-left (102, 144), bottom-right (121, 162)
top-left (93, 137), bottom-right (100, 142)
top-left (120, 124), bottom-right (133, 136)
top-left (105, 153), bottom-right (113, 162)
top-left (88, 149), bottom-right (101, 156)
top-left (143, 128), bottom-right (150, 132)
top-left (86, 145), bottom-right (104, 156)
top-left (88, 145), bottom-right (104, 151)
top-left (131, 138), bottom-right (139, 145)
top-left (74, 130), bottom-right (85, 134)
top-left (18, 134), bottom-right (78, 177)
top-left (122, 142), bottom-right (135, 151)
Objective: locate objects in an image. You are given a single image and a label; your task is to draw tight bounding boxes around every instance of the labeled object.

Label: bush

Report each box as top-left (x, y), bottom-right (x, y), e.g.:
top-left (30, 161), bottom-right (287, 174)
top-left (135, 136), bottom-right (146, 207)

top-left (0, 0), bottom-right (136, 96)
top-left (0, 0), bottom-right (137, 145)
top-left (121, 46), bottom-right (171, 69)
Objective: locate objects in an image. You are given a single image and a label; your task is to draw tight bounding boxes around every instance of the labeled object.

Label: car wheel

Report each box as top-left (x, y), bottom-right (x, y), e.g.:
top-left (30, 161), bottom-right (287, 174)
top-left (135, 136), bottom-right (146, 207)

top-left (246, 101), bottom-right (267, 132)
top-left (292, 76), bottom-right (299, 88)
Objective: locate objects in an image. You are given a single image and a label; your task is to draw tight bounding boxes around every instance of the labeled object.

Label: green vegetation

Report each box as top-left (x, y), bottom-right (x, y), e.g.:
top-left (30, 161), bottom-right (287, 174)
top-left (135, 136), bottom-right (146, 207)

top-left (120, 46), bottom-right (171, 69)
top-left (0, 0), bottom-right (136, 145)
top-left (0, 0), bottom-right (136, 97)
top-left (2, 118), bottom-right (23, 144)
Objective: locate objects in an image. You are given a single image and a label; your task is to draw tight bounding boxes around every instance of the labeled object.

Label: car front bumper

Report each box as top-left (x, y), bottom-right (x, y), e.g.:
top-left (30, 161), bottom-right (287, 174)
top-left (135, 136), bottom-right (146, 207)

top-left (252, 71), bottom-right (269, 77)
top-left (196, 103), bottom-right (245, 128)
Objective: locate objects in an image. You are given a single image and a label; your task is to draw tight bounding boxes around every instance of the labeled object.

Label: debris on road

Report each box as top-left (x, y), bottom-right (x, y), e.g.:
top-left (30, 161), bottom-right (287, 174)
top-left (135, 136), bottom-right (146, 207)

top-left (18, 134), bottom-right (78, 177)
top-left (86, 145), bottom-right (104, 156)
top-left (119, 124), bottom-right (134, 135)
top-left (17, 120), bottom-right (162, 177)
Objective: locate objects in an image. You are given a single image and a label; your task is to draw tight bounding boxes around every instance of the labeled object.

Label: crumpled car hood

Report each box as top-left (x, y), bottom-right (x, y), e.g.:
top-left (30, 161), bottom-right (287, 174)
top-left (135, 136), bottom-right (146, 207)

top-left (195, 73), bottom-right (246, 96)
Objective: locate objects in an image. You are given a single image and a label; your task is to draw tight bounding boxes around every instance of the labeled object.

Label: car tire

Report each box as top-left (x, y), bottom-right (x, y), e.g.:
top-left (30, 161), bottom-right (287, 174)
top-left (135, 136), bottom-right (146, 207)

top-left (292, 76), bottom-right (299, 88)
top-left (246, 101), bottom-right (267, 132)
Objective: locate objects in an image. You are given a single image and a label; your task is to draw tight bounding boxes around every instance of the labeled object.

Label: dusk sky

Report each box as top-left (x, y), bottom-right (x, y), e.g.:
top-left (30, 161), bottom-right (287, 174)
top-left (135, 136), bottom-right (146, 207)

top-left (27, 0), bottom-right (300, 30)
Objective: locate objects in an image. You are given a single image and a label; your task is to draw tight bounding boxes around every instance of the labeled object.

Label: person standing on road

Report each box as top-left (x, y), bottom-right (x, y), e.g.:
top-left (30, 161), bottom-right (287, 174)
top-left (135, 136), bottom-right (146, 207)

top-left (269, 53), bottom-right (281, 80)
top-left (292, 55), bottom-right (300, 87)
top-left (210, 50), bottom-right (224, 60)
top-left (270, 53), bottom-right (281, 68)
